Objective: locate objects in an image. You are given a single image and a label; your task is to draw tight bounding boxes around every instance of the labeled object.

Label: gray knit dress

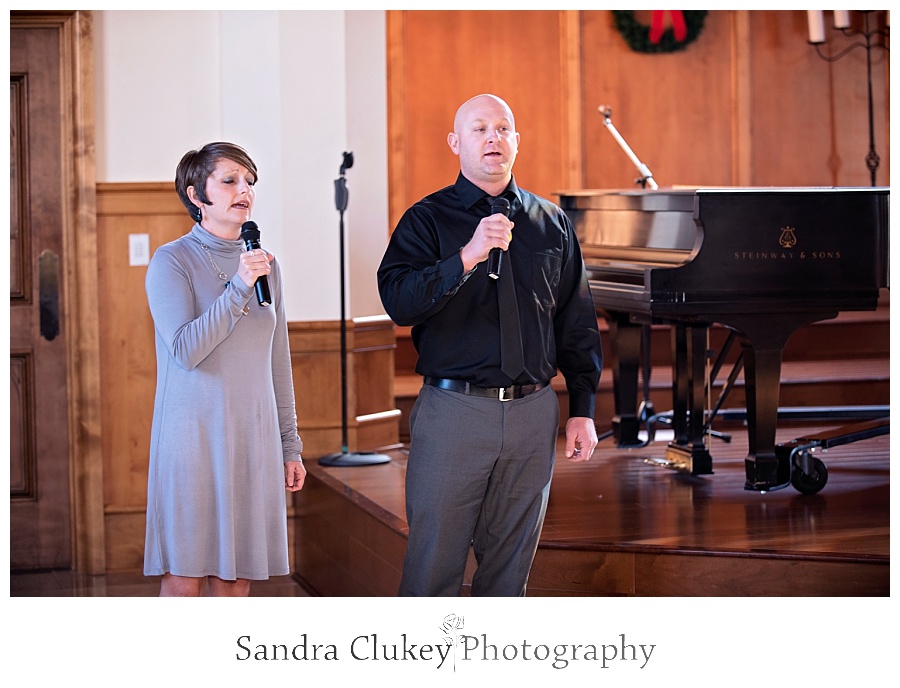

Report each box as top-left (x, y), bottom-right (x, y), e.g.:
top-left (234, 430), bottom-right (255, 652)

top-left (143, 224), bottom-right (303, 580)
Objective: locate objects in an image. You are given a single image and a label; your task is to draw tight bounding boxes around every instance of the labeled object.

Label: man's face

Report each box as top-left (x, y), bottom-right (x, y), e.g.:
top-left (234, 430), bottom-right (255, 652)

top-left (448, 95), bottom-right (519, 190)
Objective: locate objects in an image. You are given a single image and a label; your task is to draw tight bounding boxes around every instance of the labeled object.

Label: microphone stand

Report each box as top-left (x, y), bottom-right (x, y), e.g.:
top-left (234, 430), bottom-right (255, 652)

top-left (598, 105), bottom-right (659, 190)
top-left (596, 105), bottom-right (657, 444)
top-left (319, 152), bottom-right (391, 467)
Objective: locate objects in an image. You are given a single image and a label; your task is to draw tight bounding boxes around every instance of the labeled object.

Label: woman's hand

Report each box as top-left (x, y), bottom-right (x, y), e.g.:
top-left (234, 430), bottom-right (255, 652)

top-left (237, 247), bottom-right (273, 287)
top-left (284, 460), bottom-right (306, 492)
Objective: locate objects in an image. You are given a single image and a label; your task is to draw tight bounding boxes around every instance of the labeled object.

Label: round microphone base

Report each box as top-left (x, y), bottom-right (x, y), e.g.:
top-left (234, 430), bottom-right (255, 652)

top-left (319, 451), bottom-right (392, 467)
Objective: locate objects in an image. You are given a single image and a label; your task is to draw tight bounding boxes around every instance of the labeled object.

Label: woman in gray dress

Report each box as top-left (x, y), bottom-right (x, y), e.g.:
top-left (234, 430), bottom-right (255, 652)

top-left (144, 142), bottom-right (306, 596)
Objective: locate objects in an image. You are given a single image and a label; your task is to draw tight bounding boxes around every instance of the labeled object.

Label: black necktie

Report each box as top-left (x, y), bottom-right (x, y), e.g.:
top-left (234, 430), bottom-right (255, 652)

top-left (489, 195), bottom-right (525, 381)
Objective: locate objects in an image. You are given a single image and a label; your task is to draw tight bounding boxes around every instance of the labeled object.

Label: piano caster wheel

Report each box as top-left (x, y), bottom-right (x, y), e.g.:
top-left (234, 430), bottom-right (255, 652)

top-left (790, 453), bottom-right (828, 495)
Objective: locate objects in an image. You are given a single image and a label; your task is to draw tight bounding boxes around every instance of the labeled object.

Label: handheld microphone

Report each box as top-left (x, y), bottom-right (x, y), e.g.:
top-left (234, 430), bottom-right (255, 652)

top-left (239, 221), bottom-right (272, 307)
top-left (487, 196), bottom-right (511, 280)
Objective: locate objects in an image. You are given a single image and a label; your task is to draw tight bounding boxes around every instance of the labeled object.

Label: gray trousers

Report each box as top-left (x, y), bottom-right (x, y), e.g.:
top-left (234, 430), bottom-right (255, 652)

top-left (399, 383), bottom-right (560, 596)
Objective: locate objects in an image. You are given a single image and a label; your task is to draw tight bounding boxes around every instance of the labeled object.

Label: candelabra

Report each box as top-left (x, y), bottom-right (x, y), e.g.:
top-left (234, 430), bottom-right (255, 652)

top-left (807, 10), bottom-right (889, 186)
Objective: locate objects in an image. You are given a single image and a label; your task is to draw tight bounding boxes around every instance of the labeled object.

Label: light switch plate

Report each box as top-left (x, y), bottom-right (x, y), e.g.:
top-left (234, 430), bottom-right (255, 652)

top-left (129, 233), bottom-right (150, 266)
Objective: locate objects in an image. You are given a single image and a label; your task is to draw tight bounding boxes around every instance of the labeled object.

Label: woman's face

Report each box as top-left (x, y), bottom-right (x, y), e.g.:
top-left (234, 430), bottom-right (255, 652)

top-left (189, 157), bottom-right (256, 237)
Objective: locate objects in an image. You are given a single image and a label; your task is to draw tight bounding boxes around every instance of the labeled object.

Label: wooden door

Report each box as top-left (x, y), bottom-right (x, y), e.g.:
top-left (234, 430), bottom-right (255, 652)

top-left (10, 19), bottom-right (73, 569)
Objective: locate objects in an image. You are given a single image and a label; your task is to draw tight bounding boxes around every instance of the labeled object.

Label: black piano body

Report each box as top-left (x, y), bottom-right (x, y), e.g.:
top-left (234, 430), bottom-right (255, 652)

top-left (560, 187), bottom-right (889, 491)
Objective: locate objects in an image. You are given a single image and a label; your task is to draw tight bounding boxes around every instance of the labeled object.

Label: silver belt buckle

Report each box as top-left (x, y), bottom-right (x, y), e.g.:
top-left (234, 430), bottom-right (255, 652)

top-left (498, 386), bottom-right (513, 401)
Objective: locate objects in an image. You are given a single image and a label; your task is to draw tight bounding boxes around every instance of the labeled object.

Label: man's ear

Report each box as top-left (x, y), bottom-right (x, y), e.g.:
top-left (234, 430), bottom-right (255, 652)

top-left (447, 132), bottom-right (459, 155)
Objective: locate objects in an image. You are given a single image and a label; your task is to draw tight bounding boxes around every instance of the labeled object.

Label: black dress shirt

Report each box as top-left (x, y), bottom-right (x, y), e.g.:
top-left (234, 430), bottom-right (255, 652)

top-left (378, 173), bottom-right (602, 418)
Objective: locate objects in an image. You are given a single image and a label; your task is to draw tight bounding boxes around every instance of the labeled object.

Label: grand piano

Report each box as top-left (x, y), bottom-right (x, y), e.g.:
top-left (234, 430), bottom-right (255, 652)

top-left (559, 187), bottom-right (890, 492)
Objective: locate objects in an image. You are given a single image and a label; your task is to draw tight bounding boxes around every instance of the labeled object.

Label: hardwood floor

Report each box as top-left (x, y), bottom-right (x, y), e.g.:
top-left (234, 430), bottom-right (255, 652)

top-left (542, 423), bottom-right (889, 559)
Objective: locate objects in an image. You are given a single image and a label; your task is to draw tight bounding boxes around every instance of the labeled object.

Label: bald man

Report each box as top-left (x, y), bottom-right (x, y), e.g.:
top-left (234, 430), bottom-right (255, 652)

top-left (378, 94), bottom-right (603, 596)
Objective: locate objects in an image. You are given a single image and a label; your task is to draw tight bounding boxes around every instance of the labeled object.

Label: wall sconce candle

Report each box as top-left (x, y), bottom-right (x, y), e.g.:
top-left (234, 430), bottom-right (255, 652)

top-left (833, 11), bottom-right (851, 30)
top-left (807, 10), bottom-right (826, 43)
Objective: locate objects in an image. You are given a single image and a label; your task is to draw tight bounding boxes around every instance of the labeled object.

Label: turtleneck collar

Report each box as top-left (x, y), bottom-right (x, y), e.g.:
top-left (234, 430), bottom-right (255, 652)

top-left (190, 223), bottom-right (244, 255)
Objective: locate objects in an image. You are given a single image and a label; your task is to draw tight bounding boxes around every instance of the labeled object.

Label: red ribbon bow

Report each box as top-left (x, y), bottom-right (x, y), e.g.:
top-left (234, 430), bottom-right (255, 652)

top-left (649, 10), bottom-right (687, 44)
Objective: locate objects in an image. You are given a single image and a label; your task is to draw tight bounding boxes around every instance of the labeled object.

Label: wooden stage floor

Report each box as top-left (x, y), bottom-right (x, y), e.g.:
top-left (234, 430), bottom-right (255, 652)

top-left (299, 418), bottom-right (890, 596)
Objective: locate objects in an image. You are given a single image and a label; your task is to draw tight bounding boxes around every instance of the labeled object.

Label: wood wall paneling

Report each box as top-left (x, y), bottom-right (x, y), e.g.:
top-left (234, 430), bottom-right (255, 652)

top-left (387, 9), bottom-right (567, 228)
top-left (580, 10), bottom-right (737, 188)
top-left (96, 183), bottom-right (185, 514)
top-left (388, 9), bottom-right (889, 219)
top-left (730, 11), bottom-right (753, 186)
top-left (560, 10), bottom-right (585, 190)
top-left (748, 11), bottom-right (890, 186)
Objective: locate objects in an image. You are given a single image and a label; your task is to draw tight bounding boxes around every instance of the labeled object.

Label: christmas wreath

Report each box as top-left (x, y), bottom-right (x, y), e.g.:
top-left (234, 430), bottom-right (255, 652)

top-left (613, 10), bottom-right (708, 53)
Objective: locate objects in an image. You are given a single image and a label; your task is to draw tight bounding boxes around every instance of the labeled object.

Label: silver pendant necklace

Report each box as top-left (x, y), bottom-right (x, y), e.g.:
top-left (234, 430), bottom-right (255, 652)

top-left (200, 242), bottom-right (249, 316)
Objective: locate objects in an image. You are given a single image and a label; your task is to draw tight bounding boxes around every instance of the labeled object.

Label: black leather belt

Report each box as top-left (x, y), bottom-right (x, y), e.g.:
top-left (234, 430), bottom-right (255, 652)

top-left (424, 376), bottom-right (548, 402)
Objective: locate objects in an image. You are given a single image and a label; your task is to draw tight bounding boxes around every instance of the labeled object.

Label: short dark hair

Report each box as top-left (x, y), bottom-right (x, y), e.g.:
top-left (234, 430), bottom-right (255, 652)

top-left (175, 142), bottom-right (258, 221)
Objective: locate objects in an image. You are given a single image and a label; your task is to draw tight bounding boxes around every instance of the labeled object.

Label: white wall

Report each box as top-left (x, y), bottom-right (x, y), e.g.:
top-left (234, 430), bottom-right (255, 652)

top-left (94, 9), bottom-right (389, 321)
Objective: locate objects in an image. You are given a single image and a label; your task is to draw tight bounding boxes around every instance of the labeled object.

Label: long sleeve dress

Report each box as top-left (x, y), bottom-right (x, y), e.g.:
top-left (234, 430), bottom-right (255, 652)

top-left (143, 223), bottom-right (302, 580)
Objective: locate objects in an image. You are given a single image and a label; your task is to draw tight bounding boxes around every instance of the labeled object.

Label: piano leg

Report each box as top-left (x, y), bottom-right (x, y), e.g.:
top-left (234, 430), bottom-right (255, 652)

top-left (729, 311), bottom-right (838, 491)
top-left (665, 323), bottom-right (713, 475)
top-left (741, 343), bottom-right (791, 491)
top-left (607, 313), bottom-right (645, 447)
top-left (669, 323), bottom-right (689, 446)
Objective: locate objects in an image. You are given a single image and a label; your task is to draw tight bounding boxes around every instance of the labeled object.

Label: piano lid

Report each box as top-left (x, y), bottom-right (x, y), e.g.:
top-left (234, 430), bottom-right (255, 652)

top-left (557, 188), bottom-right (701, 266)
top-left (559, 186), bottom-right (890, 312)
top-left (556, 186), bottom-right (889, 210)
top-left (557, 187), bottom-right (696, 212)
